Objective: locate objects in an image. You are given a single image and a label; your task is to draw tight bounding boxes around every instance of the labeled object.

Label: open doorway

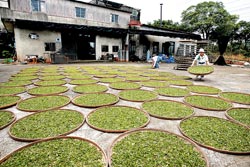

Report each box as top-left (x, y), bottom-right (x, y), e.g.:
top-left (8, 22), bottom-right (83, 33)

top-left (76, 34), bottom-right (95, 60)
top-left (61, 33), bottom-right (95, 60)
top-left (162, 41), bottom-right (175, 56)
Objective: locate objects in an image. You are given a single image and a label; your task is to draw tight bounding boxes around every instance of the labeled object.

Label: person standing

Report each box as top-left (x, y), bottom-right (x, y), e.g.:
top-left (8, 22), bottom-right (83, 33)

top-left (191, 48), bottom-right (210, 79)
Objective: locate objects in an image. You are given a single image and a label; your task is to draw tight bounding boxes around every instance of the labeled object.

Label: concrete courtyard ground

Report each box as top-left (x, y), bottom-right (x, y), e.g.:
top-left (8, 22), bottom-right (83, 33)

top-left (0, 62), bottom-right (249, 167)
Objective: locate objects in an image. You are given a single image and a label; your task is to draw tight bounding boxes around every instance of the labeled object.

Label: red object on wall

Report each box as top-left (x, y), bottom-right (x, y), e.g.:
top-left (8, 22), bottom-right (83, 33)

top-left (128, 20), bottom-right (141, 26)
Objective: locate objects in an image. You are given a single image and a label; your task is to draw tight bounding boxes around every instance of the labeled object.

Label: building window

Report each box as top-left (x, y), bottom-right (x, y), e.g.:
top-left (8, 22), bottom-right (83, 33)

top-left (45, 43), bottom-right (56, 51)
top-left (191, 45), bottom-right (195, 55)
top-left (31, 0), bottom-right (45, 12)
top-left (129, 41), bottom-right (136, 55)
top-left (177, 44), bottom-right (184, 56)
top-left (111, 14), bottom-right (119, 23)
top-left (131, 9), bottom-right (139, 21)
top-left (185, 45), bottom-right (190, 56)
top-left (152, 42), bottom-right (159, 54)
top-left (101, 45), bottom-right (109, 52)
top-left (112, 46), bottom-right (119, 52)
top-left (76, 7), bottom-right (86, 18)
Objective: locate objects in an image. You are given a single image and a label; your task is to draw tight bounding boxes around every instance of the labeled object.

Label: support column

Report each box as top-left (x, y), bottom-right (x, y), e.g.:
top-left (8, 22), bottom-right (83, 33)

top-left (125, 33), bottom-right (129, 62)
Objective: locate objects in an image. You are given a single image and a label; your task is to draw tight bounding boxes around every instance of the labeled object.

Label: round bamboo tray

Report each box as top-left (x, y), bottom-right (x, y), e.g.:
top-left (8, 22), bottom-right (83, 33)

top-left (86, 105), bottom-right (150, 133)
top-left (219, 91), bottom-right (250, 105)
top-left (9, 109), bottom-right (85, 141)
top-left (184, 95), bottom-right (233, 111)
top-left (187, 65), bottom-right (214, 75)
top-left (0, 110), bottom-right (16, 130)
top-left (0, 95), bottom-right (21, 109)
top-left (72, 93), bottom-right (119, 108)
top-left (225, 107), bottom-right (250, 128)
top-left (17, 95), bottom-right (70, 112)
top-left (0, 136), bottom-right (108, 167)
top-left (108, 128), bottom-right (209, 167)
top-left (179, 116), bottom-right (250, 154)
top-left (141, 99), bottom-right (194, 120)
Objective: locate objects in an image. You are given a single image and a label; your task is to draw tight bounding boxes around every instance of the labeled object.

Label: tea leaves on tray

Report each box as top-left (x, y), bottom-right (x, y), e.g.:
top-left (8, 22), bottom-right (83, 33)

top-left (111, 130), bottom-right (207, 167)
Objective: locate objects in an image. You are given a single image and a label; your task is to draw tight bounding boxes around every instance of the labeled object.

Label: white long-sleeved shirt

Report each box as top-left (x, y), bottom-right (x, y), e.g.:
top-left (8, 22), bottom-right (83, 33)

top-left (193, 54), bottom-right (209, 65)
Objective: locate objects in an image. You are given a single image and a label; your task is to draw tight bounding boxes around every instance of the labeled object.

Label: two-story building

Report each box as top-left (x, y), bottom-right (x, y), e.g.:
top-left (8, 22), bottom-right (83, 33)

top-left (0, 0), bottom-right (201, 63)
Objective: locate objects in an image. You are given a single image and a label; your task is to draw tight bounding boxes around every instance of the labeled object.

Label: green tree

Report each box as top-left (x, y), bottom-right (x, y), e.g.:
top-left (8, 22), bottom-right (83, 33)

top-left (181, 1), bottom-right (238, 65)
top-left (237, 21), bottom-right (250, 48)
top-left (233, 21), bottom-right (250, 57)
top-left (211, 13), bottom-right (238, 58)
top-left (148, 19), bottom-right (191, 32)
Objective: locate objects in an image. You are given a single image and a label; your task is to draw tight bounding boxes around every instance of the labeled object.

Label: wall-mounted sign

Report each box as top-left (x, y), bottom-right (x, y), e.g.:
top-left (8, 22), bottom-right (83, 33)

top-left (29, 33), bottom-right (39, 40)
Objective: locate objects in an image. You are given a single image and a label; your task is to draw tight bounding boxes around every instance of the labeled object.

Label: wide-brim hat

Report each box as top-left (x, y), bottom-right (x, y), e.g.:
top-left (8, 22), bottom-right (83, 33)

top-left (199, 48), bottom-right (205, 53)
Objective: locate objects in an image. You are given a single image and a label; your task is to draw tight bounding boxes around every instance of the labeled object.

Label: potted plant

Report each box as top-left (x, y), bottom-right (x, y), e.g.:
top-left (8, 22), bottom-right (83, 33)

top-left (2, 50), bottom-right (14, 64)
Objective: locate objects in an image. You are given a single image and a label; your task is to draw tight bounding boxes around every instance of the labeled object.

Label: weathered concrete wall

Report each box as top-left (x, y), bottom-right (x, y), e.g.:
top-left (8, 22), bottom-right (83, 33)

top-left (6, 0), bottom-right (130, 29)
top-left (96, 35), bottom-right (122, 60)
top-left (14, 28), bottom-right (61, 61)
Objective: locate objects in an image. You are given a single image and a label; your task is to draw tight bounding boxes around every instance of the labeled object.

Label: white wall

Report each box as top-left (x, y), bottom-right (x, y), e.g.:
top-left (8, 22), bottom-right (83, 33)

top-left (15, 28), bottom-right (61, 61)
top-left (145, 35), bottom-right (197, 56)
top-left (96, 35), bottom-right (122, 60)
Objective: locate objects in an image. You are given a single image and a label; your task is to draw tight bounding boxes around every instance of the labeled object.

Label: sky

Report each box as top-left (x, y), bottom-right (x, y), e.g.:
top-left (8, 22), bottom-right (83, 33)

top-left (82, 0), bottom-right (250, 24)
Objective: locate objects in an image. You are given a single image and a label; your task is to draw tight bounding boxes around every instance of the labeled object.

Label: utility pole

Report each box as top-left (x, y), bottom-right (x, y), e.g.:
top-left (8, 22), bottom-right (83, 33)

top-left (160, 3), bottom-right (163, 27)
